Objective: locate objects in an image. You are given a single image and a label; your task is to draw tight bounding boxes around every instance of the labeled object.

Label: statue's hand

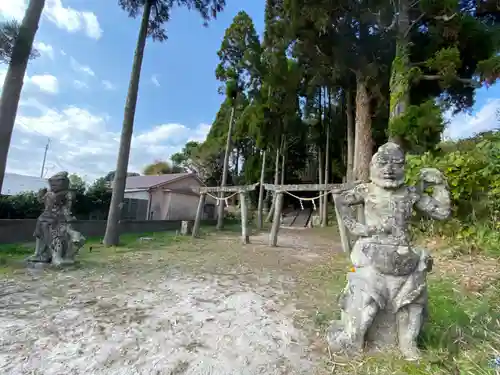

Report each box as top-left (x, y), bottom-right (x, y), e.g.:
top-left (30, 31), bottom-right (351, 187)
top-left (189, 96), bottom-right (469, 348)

top-left (419, 168), bottom-right (445, 185)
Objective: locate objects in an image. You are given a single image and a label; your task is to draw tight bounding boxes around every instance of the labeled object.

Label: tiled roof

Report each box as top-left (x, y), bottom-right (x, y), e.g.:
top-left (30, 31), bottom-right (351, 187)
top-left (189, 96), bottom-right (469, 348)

top-left (124, 173), bottom-right (194, 190)
top-left (1, 173), bottom-right (49, 196)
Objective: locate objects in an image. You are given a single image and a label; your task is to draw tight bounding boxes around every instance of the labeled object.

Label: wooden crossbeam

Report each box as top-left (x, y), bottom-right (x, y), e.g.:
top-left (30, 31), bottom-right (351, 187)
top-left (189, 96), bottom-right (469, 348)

top-left (263, 182), bottom-right (358, 192)
top-left (198, 183), bottom-right (258, 194)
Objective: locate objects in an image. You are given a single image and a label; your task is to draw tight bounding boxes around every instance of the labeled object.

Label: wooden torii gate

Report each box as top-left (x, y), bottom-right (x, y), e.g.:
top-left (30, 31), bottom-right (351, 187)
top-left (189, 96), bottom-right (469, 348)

top-left (192, 183), bottom-right (258, 244)
top-left (263, 182), bottom-right (355, 249)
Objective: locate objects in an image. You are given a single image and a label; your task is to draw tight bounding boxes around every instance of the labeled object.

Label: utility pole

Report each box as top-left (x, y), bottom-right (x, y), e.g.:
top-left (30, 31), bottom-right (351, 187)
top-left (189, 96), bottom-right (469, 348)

top-left (40, 138), bottom-right (50, 178)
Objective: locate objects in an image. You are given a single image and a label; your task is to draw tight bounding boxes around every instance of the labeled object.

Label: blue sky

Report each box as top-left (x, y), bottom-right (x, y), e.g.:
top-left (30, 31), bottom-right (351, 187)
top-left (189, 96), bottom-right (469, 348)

top-left (0, 0), bottom-right (498, 181)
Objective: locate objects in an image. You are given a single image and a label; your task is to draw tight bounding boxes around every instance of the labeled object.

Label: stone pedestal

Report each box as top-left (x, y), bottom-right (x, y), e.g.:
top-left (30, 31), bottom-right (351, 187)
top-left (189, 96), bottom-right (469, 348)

top-left (180, 220), bottom-right (193, 235)
top-left (311, 215), bottom-right (321, 227)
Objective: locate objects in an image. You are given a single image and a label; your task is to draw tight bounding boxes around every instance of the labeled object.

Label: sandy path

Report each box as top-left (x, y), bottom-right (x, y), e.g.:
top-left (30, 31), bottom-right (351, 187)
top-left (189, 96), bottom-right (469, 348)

top-left (0, 239), bottom-right (321, 375)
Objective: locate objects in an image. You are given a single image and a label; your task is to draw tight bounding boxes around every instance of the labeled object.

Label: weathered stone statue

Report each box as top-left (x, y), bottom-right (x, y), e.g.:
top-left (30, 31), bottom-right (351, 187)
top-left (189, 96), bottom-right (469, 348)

top-left (329, 142), bottom-right (451, 360)
top-left (28, 172), bottom-right (85, 266)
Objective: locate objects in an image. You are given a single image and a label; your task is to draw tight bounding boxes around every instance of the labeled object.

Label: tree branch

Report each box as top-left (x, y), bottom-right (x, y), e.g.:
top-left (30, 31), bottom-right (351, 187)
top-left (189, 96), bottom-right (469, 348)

top-left (421, 74), bottom-right (481, 88)
top-left (404, 12), bottom-right (426, 38)
top-left (434, 13), bottom-right (457, 22)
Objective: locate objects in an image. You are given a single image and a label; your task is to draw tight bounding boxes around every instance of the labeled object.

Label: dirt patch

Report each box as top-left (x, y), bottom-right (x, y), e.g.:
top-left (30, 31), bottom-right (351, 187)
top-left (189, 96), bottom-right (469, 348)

top-left (0, 230), bottom-right (337, 375)
top-left (250, 229), bottom-right (340, 263)
top-left (422, 238), bottom-right (500, 293)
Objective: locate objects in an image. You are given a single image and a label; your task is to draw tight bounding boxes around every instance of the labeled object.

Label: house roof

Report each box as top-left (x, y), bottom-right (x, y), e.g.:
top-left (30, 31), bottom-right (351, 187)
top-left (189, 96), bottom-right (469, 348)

top-left (1, 173), bottom-right (49, 196)
top-left (124, 173), bottom-right (199, 190)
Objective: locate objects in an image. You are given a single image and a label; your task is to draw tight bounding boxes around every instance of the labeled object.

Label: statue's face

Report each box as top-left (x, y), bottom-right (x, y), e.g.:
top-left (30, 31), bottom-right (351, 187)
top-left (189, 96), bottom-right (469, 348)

top-left (370, 142), bottom-right (405, 188)
top-left (49, 177), bottom-right (69, 192)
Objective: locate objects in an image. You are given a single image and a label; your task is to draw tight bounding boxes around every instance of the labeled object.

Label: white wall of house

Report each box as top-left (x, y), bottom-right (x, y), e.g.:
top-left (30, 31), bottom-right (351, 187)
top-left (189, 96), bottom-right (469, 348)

top-left (123, 175), bottom-right (218, 221)
top-left (166, 176), bottom-right (217, 205)
top-left (2, 173), bottom-right (48, 196)
top-left (164, 192), bottom-right (199, 220)
top-left (124, 190), bottom-right (149, 200)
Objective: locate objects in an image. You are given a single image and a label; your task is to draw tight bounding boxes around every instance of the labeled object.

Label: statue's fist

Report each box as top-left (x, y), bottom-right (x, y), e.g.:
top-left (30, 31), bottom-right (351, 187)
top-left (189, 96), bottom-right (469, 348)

top-left (419, 168), bottom-right (445, 185)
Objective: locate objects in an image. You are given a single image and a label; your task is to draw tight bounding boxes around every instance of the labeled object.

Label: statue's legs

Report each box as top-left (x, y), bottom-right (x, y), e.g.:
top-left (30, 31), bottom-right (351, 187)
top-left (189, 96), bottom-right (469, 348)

top-left (30, 237), bottom-right (51, 262)
top-left (51, 236), bottom-right (65, 265)
top-left (328, 286), bottom-right (378, 355)
top-left (397, 303), bottom-right (424, 360)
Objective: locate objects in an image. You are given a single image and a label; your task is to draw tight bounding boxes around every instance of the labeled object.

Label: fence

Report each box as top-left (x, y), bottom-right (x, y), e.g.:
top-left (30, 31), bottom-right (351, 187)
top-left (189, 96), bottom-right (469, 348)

top-left (0, 219), bottom-right (217, 244)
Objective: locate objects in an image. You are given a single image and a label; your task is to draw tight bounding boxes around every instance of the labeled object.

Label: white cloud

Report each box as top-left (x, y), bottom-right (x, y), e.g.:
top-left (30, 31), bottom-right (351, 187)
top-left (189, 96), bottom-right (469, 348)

top-left (102, 80), bottom-right (115, 90)
top-left (0, 66), bottom-right (58, 94)
top-left (73, 80), bottom-right (88, 89)
top-left (7, 100), bottom-right (211, 181)
top-left (60, 49), bottom-right (67, 56)
top-left (444, 98), bottom-right (500, 140)
top-left (26, 74), bottom-right (59, 94)
top-left (0, 0), bottom-right (102, 39)
top-left (34, 42), bottom-right (54, 59)
top-left (151, 75), bottom-right (160, 87)
top-left (70, 57), bottom-right (95, 76)
top-left (0, 1), bottom-right (26, 20)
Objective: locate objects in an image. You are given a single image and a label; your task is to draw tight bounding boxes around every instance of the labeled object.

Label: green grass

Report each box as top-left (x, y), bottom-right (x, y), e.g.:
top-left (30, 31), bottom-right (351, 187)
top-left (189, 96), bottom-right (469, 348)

top-left (0, 222), bottom-right (498, 374)
top-left (296, 254), bottom-right (500, 375)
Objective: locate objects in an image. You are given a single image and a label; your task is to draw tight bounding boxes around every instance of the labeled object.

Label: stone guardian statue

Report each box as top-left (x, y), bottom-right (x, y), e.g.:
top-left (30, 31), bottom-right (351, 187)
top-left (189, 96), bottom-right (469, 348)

top-left (329, 142), bottom-right (451, 360)
top-left (28, 172), bottom-right (85, 266)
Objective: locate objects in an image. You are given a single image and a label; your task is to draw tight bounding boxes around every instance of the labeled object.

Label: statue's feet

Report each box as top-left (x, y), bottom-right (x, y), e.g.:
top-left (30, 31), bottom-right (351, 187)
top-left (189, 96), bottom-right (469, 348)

top-left (327, 323), bottom-right (363, 357)
top-left (400, 343), bottom-right (421, 361)
top-left (52, 256), bottom-right (64, 266)
top-left (26, 255), bottom-right (50, 263)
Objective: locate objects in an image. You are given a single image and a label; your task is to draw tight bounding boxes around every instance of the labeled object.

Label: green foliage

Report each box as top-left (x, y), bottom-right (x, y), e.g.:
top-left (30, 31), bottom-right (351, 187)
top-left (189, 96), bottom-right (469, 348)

top-left (170, 141), bottom-right (200, 171)
top-left (389, 100), bottom-right (445, 153)
top-left (69, 173), bottom-right (86, 193)
top-left (0, 19), bottom-right (39, 64)
top-left (143, 160), bottom-right (183, 175)
top-left (0, 191), bottom-right (43, 219)
top-left (406, 131), bottom-right (500, 254)
top-left (0, 174), bottom-right (113, 220)
top-left (215, 10), bottom-right (261, 97)
top-left (118, 0), bottom-right (226, 41)
top-left (425, 47), bottom-right (462, 86)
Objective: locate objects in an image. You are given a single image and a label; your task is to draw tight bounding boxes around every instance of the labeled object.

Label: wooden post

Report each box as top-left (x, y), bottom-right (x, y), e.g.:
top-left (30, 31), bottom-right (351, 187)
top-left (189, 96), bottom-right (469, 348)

top-left (192, 193), bottom-right (206, 238)
top-left (240, 191), bottom-right (249, 244)
top-left (332, 193), bottom-right (351, 254)
top-left (269, 191), bottom-right (284, 247)
top-left (257, 150), bottom-right (266, 229)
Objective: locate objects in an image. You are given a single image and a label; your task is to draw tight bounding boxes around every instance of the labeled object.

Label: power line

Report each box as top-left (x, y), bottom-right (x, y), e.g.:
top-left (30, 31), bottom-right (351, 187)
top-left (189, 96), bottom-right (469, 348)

top-left (40, 138), bottom-right (50, 178)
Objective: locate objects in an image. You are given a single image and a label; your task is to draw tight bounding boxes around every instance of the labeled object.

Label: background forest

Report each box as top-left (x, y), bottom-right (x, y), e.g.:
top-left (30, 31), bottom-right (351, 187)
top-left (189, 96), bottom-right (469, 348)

top-left (1, 0), bottom-right (499, 252)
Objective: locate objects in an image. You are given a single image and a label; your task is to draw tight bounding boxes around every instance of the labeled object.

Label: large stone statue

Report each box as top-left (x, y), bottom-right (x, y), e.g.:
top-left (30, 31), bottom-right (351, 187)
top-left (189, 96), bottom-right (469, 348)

top-left (329, 142), bottom-right (451, 360)
top-left (28, 172), bottom-right (85, 266)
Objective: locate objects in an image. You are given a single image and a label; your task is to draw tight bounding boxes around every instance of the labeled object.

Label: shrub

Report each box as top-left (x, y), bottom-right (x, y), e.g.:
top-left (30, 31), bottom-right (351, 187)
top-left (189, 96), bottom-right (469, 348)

top-left (405, 130), bottom-right (500, 254)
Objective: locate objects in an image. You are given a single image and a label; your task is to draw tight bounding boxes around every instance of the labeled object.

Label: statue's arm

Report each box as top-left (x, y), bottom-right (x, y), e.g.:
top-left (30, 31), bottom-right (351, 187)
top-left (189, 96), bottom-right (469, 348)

top-left (63, 191), bottom-right (76, 220)
top-left (414, 168), bottom-right (451, 220)
top-left (336, 183), bottom-right (372, 237)
top-left (37, 188), bottom-right (48, 204)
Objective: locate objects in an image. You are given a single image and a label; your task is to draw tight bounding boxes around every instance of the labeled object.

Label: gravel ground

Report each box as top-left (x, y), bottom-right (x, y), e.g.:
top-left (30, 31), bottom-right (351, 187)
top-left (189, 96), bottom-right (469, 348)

top-left (0, 234), bottom-right (322, 375)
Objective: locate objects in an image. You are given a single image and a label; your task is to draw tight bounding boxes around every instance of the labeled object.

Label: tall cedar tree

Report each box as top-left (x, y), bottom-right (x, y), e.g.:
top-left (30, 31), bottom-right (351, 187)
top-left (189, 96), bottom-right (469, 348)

top-left (104, 0), bottom-right (226, 246)
top-left (388, 0), bottom-right (500, 152)
top-left (214, 11), bottom-right (261, 229)
top-left (0, 0), bottom-right (45, 194)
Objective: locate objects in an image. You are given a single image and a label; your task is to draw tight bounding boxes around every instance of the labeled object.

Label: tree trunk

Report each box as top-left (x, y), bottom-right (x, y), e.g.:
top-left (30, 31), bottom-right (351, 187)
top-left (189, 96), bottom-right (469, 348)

top-left (321, 92), bottom-right (330, 227)
top-left (216, 105), bottom-right (235, 230)
top-left (0, 0), bottom-right (45, 193)
top-left (103, 0), bottom-right (152, 246)
top-left (280, 139), bottom-right (286, 185)
top-left (318, 148), bottom-right (323, 218)
top-left (346, 89), bottom-right (355, 182)
top-left (388, 0), bottom-right (410, 147)
top-left (353, 73), bottom-right (373, 182)
top-left (318, 88), bottom-right (324, 218)
top-left (265, 140), bottom-right (281, 223)
top-left (256, 149), bottom-right (266, 229)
